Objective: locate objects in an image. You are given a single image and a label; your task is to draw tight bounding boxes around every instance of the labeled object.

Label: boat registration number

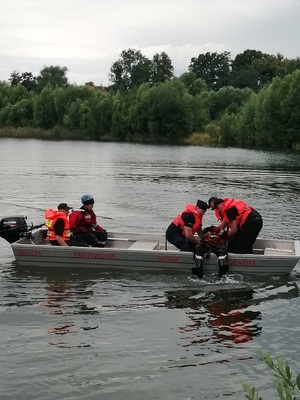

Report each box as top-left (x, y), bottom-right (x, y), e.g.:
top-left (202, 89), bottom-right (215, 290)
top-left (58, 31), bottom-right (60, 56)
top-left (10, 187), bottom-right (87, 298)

top-left (19, 249), bottom-right (41, 256)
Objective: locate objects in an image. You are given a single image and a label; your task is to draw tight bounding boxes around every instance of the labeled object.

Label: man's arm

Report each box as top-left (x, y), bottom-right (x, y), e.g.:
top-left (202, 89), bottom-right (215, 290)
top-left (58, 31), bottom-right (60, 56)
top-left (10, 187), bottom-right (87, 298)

top-left (183, 226), bottom-right (201, 246)
top-left (181, 212), bottom-right (201, 245)
top-left (55, 235), bottom-right (68, 246)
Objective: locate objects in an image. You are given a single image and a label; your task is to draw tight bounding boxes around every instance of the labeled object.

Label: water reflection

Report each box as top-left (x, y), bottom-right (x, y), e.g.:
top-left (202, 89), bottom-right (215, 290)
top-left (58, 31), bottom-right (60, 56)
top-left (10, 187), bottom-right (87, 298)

top-left (165, 288), bottom-right (262, 348)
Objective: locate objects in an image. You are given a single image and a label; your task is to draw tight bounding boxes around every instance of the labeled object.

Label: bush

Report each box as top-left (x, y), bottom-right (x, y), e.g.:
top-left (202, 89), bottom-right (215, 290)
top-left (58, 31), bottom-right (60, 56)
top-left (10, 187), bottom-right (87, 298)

top-left (242, 351), bottom-right (300, 400)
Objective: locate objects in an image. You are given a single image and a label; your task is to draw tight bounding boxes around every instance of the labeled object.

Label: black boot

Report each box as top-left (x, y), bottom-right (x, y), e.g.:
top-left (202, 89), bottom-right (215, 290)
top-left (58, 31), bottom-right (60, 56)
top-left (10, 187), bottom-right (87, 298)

top-left (217, 255), bottom-right (229, 277)
top-left (192, 254), bottom-right (203, 278)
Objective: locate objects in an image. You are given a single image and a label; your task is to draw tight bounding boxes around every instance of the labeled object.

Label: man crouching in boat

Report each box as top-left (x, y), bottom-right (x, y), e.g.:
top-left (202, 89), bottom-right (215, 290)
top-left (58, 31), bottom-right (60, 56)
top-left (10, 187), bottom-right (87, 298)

top-left (45, 203), bottom-right (88, 247)
top-left (192, 226), bottom-right (229, 278)
top-left (166, 200), bottom-right (209, 252)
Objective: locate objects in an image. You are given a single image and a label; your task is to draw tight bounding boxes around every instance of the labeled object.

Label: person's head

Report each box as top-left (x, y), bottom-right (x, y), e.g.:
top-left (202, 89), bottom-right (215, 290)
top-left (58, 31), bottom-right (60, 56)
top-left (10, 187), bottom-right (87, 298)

top-left (57, 203), bottom-right (72, 216)
top-left (196, 199), bottom-right (209, 214)
top-left (208, 196), bottom-right (218, 209)
top-left (81, 193), bottom-right (94, 209)
top-left (210, 198), bottom-right (224, 211)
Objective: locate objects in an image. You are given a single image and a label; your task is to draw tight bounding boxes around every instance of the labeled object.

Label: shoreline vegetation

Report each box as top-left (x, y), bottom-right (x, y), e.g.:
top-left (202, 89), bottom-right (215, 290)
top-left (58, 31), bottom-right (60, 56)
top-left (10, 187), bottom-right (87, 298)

top-left (0, 127), bottom-right (219, 146)
top-left (1, 48), bottom-right (300, 150)
top-left (1, 128), bottom-right (299, 151)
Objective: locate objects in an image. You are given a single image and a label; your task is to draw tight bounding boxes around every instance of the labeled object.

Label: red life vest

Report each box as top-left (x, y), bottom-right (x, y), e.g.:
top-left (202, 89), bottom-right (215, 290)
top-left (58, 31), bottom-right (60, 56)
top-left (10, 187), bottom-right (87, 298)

top-left (45, 209), bottom-right (71, 241)
top-left (172, 204), bottom-right (203, 235)
top-left (69, 208), bottom-right (99, 234)
top-left (222, 198), bottom-right (252, 228)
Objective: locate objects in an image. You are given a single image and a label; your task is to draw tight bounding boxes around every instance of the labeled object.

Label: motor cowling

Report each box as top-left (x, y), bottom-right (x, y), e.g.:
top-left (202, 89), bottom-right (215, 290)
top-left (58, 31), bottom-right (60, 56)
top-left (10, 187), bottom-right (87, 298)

top-left (0, 216), bottom-right (28, 243)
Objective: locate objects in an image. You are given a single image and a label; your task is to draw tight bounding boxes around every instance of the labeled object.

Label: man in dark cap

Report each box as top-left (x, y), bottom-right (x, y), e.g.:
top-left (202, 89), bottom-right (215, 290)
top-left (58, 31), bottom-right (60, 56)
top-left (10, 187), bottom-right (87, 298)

top-left (166, 199), bottom-right (209, 252)
top-left (45, 203), bottom-right (88, 247)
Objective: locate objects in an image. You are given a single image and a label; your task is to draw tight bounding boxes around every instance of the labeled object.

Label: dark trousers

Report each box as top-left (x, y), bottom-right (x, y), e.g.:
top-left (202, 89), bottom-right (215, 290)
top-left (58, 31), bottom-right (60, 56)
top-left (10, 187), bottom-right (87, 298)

top-left (166, 223), bottom-right (195, 252)
top-left (73, 230), bottom-right (107, 247)
top-left (228, 210), bottom-right (263, 254)
top-left (196, 243), bottom-right (227, 258)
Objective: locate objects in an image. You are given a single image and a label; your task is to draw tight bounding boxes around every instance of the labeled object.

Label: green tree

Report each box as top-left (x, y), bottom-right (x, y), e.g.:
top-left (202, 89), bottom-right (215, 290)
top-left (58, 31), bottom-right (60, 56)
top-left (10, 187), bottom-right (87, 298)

top-left (0, 81), bottom-right (10, 109)
top-left (33, 84), bottom-right (57, 129)
top-left (111, 91), bottom-right (131, 140)
top-left (281, 69), bottom-right (300, 147)
top-left (109, 49), bottom-right (151, 91)
top-left (230, 50), bottom-right (284, 91)
top-left (188, 51), bottom-right (231, 90)
top-left (150, 52), bottom-right (174, 85)
top-left (0, 99), bottom-right (33, 127)
top-left (53, 85), bottom-right (92, 126)
top-left (142, 79), bottom-right (193, 141)
top-left (9, 71), bottom-right (22, 87)
top-left (84, 90), bottom-right (113, 138)
top-left (179, 72), bottom-right (208, 96)
top-left (237, 92), bottom-right (259, 146)
top-left (208, 86), bottom-right (252, 120)
top-left (37, 65), bottom-right (68, 92)
top-left (9, 84), bottom-right (32, 104)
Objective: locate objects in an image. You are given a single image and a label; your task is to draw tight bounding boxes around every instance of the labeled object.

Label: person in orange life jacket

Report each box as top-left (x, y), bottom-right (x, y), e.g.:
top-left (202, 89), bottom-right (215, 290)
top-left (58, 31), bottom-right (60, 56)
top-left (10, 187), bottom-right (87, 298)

top-left (45, 203), bottom-right (88, 247)
top-left (192, 226), bottom-right (229, 279)
top-left (166, 199), bottom-right (209, 252)
top-left (209, 197), bottom-right (263, 254)
top-left (69, 194), bottom-right (107, 247)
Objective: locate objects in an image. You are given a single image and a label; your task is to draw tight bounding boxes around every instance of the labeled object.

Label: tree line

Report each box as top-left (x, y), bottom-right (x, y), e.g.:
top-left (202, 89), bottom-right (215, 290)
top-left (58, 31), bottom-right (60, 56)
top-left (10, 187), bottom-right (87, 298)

top-left (0, 48), bottom-right (300, 149)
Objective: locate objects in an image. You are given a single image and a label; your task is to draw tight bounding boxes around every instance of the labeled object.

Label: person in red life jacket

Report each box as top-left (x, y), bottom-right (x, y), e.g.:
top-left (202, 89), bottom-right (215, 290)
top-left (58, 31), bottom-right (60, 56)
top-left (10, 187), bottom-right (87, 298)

top-left (69, 194), bottom-right (107, 247)
top-left (45, 203), bottom-right (88, 247)
top-left (209, 197), bottom-right (263, 254)
top-left (166, 199), bottom-right (209, 252)
top-left (192, 226), bottom-right (229, 278)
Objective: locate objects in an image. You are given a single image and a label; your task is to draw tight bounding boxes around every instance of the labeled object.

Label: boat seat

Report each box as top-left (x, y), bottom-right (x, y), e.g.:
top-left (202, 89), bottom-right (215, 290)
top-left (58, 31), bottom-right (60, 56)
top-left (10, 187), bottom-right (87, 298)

top-left (129, 241), bottom-right (159, 250)
top-left (264, 248), bottom-right (292, 256)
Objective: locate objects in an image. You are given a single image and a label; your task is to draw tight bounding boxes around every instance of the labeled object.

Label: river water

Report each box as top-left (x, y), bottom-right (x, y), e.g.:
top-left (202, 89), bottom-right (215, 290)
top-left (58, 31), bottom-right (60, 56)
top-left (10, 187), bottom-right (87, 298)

top-left (0, 138), bottom-right (300, 400)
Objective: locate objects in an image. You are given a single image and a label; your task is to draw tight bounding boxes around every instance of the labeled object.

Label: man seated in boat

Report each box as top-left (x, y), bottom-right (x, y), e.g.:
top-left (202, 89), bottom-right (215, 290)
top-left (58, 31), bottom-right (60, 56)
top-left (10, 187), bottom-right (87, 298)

top-left (192, 225), bottom-right (229, 278)
top-left (45, 203), bottom-right (88, 247)
top-left (69, 194), bottom-right (107, 248)
top-left (208, 197), bottom-right (263, 254)
top-left (166, 199), bottom-right (209, 252)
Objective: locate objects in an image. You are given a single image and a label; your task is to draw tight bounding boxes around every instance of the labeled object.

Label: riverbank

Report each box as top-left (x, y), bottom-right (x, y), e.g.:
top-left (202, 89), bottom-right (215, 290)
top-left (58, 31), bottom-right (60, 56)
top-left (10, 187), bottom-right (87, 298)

top-left (0, 127), bottom-right (218, 145)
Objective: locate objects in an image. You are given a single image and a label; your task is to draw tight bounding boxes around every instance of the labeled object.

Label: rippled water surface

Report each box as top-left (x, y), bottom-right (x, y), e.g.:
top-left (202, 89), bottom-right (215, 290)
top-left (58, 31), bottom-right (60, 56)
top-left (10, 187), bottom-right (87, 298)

top-left (1, 138), bottom-right (300, 400)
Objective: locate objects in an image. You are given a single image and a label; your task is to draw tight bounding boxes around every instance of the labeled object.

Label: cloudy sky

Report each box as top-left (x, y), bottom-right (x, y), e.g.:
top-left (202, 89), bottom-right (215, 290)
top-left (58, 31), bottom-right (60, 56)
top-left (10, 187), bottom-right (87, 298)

top-left (1, 0), bottom-right (299, 86)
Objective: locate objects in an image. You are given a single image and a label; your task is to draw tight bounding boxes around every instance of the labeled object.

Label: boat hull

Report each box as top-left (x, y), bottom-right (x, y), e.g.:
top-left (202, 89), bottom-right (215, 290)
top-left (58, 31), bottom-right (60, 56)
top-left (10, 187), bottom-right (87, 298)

top-left (10, 229), bottom-right (300, 276)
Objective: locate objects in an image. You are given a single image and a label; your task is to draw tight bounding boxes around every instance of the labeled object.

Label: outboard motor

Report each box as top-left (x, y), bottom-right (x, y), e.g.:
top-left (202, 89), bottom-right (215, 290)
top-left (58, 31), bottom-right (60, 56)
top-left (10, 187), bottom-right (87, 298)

top-left (0, 216), bottom-right (28, 243)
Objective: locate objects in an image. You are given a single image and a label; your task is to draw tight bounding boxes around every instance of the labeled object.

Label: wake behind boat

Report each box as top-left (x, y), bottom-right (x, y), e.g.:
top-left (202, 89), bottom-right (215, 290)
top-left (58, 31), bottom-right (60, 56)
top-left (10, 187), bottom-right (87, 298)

top-left (0, 216), bottom-right (299, 276)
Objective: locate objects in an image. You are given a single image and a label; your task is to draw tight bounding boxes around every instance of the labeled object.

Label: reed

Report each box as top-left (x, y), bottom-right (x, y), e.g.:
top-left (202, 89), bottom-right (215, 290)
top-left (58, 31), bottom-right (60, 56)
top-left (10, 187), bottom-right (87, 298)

top-left (242, 351), bottom-right (300, 400)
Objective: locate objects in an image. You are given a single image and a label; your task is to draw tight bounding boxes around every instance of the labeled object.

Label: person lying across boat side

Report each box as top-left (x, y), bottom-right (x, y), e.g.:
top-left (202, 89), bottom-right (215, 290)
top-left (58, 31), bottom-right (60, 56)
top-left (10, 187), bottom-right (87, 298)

top-left (69, 194), bottom-right (108, 248)
top-left (166, 199), bottom-right (209, 252)
top-left (192, 226), bottom-right (229, 278)
top-left (208, 197), bottom-right (263, 254)
top-left (45, 203), bottom-right (89, 247)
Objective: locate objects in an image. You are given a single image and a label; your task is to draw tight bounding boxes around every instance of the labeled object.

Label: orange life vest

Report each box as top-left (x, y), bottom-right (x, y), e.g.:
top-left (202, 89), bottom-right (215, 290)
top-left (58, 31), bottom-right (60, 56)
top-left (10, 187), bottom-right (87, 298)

top-left (222, 198), bottom-right (252, 228)
top-left (172, 204), bottom-right (203, 235)
top-left (45, 209), bottom-right (71, 241)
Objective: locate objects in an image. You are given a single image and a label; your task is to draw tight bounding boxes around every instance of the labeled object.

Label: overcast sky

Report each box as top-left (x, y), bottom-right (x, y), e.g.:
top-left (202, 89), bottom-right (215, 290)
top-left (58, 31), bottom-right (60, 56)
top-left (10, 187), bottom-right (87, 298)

top-left (1, 0), bottom-right (299, 86)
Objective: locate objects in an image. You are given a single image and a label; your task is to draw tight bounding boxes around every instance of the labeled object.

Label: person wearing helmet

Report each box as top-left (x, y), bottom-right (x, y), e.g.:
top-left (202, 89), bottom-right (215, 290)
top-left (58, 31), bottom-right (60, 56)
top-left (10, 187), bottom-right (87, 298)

top-left (69, 194), bottom-right (107, 247)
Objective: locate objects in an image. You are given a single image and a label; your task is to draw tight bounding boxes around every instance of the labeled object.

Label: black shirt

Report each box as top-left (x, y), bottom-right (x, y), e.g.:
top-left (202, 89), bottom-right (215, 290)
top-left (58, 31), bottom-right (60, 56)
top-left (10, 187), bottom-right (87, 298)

top-left (181, 212), bottom-right (197, 228)
top-left (225, 206), bottom-right (239, 223)
top-left (53, 218), bottom-right (65, 236)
